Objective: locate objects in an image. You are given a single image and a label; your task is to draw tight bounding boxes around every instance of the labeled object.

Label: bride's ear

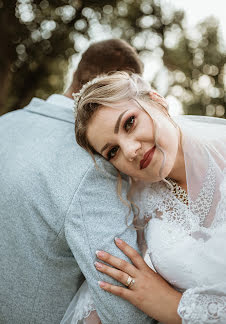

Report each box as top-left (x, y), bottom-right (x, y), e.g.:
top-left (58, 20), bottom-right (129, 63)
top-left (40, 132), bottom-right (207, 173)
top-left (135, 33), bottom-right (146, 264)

top-left (148, 91), bottom-right (169, 115)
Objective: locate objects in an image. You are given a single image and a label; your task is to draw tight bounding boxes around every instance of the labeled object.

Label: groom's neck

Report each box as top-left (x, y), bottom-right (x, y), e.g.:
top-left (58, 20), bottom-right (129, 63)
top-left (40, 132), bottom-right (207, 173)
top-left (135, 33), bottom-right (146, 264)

top-left (63, 88), bottom-right (74, 99)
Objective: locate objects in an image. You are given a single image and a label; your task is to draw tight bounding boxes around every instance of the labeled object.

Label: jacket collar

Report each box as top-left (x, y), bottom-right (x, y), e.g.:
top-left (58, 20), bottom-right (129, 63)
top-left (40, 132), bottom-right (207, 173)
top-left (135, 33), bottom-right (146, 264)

top-left (25, 97), bottom-right (75, 124)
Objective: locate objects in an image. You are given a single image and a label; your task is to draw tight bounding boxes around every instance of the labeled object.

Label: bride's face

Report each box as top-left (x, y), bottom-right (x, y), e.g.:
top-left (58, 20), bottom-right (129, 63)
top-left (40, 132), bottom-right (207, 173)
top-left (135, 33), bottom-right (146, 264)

top-left (87, 99), bottom-right (179, 182)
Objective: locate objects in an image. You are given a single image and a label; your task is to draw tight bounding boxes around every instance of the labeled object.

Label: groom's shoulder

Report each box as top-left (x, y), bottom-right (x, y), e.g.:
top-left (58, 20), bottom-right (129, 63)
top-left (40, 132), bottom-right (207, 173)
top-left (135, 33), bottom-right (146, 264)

top-left (0, 96), bottom-right (123, 189)
top-left (25, 97), bottom-right (75, 124)
top-left (1, 96), bottom-right (75, 124)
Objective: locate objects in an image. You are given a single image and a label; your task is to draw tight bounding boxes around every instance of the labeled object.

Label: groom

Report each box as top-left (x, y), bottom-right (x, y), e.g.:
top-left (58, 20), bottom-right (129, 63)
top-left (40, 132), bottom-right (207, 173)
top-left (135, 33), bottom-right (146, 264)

top-left (0, 39), bottom-right (156, 323)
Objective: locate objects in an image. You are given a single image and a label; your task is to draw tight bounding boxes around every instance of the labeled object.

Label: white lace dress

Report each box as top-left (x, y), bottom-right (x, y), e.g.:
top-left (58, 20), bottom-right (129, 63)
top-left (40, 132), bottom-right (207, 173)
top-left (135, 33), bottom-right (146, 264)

top-left (141, 169), bottom-right (226, 324)
top-left (61, 170), bottom-right (226, 324)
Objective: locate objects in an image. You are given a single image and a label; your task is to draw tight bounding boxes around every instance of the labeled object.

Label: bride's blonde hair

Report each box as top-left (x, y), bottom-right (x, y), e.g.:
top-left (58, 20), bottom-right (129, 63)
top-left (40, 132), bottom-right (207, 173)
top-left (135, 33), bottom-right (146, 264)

top-left (74, 71), bottom-right (170, 229)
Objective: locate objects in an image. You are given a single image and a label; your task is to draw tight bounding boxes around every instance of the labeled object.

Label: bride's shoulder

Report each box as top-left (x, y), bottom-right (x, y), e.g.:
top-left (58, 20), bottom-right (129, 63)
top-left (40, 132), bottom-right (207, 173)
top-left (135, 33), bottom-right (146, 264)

top-left (132, 181), bottom-right (168, 199)
top-left (132, 180), bottom-right (159, 198)
top-left (132, 181), bottom-right (169, 215)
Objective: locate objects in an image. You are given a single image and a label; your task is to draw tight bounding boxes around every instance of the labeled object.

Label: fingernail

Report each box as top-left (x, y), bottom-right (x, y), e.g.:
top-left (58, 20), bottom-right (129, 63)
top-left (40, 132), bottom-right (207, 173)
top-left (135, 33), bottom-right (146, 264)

top-left (96, 250), bottom-right (105, 258)
top-left (115, 237), bottom-right (123, 245)
top-left (98, 281), bottom-right (106, 288)
top-left (95, 262), bottom-right (103, 269)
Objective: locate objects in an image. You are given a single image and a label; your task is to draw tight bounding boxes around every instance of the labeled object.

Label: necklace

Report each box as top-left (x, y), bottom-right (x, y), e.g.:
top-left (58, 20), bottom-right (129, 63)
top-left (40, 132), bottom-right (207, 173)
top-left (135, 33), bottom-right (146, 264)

top-left (166, 178), bottom-right (189, 206)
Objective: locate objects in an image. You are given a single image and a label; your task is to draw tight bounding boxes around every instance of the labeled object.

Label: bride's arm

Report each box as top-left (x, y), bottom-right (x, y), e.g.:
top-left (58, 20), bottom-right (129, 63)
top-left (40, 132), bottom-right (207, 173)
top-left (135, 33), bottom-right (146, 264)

top-left (96, 239), bottom-right (226, 324)
top-left (84, 310), bottom-right (102, 324)
top-left (95, 238), bottom-right (182, 324)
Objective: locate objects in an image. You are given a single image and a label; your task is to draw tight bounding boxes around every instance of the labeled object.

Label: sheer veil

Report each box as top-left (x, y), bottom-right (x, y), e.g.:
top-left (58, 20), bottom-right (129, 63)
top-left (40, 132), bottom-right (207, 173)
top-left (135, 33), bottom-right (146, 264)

top-left (176, 115), bottom-right (226, 232)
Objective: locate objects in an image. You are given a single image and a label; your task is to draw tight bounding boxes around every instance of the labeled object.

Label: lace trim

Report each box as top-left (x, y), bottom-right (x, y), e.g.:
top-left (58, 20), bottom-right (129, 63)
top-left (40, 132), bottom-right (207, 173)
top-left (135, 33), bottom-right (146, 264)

top-left (212, 168), bottom-right (226, 228)
top-left (178, 289), bottom-right (226, 324)
top-left (77, 304), bottom-right (97, 321)
top-left (190, 158), bottom-right (216, 226)
top-left (61, 281), bottom-right (98, 324)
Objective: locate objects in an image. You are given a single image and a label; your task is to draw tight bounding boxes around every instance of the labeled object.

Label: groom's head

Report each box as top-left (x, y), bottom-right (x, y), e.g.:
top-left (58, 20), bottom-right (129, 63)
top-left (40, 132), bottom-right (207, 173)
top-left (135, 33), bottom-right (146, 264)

top-left (65, 39), bottom-right (143, 98)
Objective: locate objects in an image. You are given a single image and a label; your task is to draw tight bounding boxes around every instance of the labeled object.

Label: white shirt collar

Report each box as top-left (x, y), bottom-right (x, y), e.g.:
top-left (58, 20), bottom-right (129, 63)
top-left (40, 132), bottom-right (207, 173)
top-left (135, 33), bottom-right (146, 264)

top-left (46, 94), bottom-right (74, 110)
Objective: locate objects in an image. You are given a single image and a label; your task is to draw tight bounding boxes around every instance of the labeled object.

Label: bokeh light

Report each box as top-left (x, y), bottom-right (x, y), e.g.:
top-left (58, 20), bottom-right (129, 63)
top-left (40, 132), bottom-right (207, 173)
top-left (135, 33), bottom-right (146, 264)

top-left (1, 0), bottom-right (225, 117)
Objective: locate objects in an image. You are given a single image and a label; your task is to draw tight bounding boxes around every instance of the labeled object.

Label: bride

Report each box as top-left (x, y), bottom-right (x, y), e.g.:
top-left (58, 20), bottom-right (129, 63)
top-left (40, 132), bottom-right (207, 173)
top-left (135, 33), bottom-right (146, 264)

top-left (61, 72), bottom-right (226, 324)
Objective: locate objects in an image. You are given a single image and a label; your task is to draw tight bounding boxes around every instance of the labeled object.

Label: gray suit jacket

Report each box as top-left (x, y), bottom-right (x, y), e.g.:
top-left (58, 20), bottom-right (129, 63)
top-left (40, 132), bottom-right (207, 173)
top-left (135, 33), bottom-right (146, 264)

top-left (0, 98), bottom-right (155, 323)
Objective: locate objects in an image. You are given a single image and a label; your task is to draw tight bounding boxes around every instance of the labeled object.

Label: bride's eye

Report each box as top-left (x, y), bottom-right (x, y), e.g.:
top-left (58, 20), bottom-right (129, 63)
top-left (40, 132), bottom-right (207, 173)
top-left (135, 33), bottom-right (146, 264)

top-left (107, 146), bottom-right (119, 161)
top-left (124, 116), bottom-right (135, 132)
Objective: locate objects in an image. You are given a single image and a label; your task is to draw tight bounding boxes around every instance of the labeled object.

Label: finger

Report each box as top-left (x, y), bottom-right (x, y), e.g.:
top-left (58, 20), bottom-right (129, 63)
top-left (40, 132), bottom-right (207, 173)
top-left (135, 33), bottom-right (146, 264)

top-left (114, 238), bottom-right (149, 270)
top-left (98, 281), bottom-right (133, 301)
top-left (95, 261), bottom-right (136, 286)
top-left (96, 250), bottom-right (137, 276)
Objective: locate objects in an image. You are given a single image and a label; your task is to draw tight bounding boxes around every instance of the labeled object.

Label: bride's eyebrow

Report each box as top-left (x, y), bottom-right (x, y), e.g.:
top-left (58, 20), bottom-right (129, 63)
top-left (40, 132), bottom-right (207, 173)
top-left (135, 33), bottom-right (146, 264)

top-left (100, 110), bottom-right (128, 154)
top-left (114, 110), bottom-right (128, 134)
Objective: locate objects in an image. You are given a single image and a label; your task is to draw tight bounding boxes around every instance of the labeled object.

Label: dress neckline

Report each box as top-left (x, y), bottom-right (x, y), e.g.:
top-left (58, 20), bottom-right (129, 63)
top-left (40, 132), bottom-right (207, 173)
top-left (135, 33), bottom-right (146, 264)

top-left (166, 178), bottom-right (189, 206)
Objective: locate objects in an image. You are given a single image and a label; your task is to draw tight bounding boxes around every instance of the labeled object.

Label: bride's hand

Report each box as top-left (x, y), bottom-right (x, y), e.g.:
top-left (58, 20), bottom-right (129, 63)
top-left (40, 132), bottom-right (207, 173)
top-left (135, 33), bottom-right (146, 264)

top-left (95, 238), bottom-right (182, 324)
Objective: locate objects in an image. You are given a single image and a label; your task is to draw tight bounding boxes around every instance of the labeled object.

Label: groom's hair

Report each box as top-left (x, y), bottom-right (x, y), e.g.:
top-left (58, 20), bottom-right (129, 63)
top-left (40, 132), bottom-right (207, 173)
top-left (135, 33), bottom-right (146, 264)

top-left (71, 39), bottom-right (143, 92)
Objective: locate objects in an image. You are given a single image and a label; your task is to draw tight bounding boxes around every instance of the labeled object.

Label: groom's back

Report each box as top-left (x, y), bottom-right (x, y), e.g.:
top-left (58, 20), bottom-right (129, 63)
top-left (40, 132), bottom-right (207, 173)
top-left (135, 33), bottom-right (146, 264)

top-left (0, 99), bottom-right (90, 323)
top-left (0, 39), bottom-right (148, 324)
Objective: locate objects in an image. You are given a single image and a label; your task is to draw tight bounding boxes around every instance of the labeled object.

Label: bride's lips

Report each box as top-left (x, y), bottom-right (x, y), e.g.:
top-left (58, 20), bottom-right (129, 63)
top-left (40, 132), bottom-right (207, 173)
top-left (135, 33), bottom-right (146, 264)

top-left (140, 146), bottom-right (156, 170)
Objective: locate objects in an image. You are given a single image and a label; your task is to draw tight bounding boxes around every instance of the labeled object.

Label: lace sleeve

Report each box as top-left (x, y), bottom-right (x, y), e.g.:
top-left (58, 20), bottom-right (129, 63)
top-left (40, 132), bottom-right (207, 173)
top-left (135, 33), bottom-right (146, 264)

top-left (178, 284), bottom-right (226, 324)
top-left (60, 280), bottom-right (99, 324)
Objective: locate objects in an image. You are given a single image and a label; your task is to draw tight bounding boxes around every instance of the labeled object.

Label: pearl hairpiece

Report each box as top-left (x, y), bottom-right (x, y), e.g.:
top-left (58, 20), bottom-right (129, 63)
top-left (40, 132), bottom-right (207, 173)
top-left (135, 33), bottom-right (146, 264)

top-left (72, 74), bottom-right (109, 119)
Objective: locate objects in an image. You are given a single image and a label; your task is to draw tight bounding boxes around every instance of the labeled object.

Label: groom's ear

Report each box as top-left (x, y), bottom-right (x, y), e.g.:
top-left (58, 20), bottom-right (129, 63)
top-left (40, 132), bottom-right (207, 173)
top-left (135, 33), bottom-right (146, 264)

top-left (148, 91), bottom-right (169, 114)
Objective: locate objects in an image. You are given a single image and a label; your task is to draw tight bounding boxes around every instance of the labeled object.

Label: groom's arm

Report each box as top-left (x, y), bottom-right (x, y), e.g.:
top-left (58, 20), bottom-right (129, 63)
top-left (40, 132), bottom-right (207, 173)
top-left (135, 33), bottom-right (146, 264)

top-left (65, 159), bottom-right (156, 324)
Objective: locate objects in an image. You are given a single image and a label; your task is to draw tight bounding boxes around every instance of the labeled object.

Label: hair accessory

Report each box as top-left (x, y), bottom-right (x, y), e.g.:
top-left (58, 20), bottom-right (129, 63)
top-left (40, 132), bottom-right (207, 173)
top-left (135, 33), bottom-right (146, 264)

top-left (72, 74), bottom-right (109, 118)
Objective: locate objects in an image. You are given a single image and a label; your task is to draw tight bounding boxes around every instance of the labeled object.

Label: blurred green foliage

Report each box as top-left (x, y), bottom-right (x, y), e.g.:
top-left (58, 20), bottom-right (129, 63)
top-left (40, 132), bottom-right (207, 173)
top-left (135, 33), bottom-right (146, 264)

top-left (0, 0), bottom-right (225, 116)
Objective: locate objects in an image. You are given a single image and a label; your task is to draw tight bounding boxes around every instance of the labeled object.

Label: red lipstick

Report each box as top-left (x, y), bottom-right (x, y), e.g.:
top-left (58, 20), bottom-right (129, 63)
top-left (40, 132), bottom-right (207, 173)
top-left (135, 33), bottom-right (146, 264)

top-left (140, 146), bottom-right (156, 170)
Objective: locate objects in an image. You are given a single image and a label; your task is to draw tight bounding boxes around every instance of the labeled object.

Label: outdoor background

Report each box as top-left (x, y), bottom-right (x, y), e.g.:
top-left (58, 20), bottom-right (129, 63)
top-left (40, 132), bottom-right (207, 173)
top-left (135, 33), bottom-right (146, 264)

top-left (1, 0), bottom-right (226, 117)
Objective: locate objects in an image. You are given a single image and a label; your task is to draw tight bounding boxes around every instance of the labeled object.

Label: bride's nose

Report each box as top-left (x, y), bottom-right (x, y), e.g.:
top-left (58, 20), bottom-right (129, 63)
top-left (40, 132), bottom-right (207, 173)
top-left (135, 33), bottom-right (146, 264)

top-left (121, 140), bottom-right (141, 162)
